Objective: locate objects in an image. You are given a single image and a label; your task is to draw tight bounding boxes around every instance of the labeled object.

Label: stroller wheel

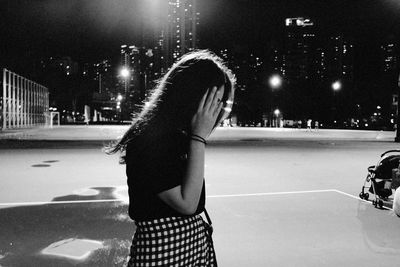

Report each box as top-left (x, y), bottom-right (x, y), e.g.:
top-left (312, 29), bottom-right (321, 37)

top-left (359, 192), bottom-right (369, 200)
top-left (379, 199), bottom-right (384, 209)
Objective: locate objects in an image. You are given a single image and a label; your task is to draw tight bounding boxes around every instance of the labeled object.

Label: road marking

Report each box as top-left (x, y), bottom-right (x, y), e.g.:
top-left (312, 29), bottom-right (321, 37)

top-left (0, 189), bottom-right (336, 206)
top-left (0, 189), bottom-right (392, 211)
top-left (208, 189), bottom-right (336, 198)
top-left (0, 199), bottom-right (122, 206)
top-left (333, 189), bottom-right (392, 210)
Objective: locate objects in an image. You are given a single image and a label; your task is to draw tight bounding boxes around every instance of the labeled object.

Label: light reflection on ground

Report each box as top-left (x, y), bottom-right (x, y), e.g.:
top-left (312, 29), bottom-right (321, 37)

top-left (72, 188), bottom-right (100, 196)
top-left (112, 186), bottom-right (129, 204)
top-left (0, 201), bottom-right (134, 266)
top-left (41, 238), bottom-right (103, 261)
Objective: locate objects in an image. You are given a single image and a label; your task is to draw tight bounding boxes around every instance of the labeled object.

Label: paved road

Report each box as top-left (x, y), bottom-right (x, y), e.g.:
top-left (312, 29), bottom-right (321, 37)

top-left (1, 138), bottom-right (399, 205)
top-left (1, 131), bottom-right (400, 266)
top-left (0, 125), bottom-right (396, 141)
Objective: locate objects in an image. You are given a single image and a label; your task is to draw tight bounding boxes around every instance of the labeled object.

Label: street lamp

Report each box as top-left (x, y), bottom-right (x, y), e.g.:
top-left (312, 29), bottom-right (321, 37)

top-left (116, 94), bottom-right (123, 122)
top-left (332, 80), bottom-right (341, 91)
top-left (268, 74), bottom-right (282, 127)
top-left (269, 74), bottom-right (282, 89)
top-left (331, 80), bottom-right (342, 127)
top-left (120, 67), bottom-right (131, 95)
top-left (120, 67), bottom-right (130, 79)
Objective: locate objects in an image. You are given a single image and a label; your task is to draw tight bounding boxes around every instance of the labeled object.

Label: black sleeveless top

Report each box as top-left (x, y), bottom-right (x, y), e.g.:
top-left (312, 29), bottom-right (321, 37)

top-left (125, 130), bottom-right (205, 221)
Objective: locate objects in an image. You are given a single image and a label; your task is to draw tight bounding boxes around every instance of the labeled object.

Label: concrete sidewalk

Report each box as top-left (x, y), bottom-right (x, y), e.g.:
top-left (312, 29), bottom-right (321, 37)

top-left (0, 125), bottom-right (397, 142)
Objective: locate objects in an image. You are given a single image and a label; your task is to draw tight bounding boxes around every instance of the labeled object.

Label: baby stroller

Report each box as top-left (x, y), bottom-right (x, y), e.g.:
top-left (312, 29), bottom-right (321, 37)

top-left (359, 150), bottom-right (400, 209)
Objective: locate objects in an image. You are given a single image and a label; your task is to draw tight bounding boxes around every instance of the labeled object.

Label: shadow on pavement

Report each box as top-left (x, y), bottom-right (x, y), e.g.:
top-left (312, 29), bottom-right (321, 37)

top-left (357, 201), bottom-right (400, 254)
top-left (0, 187), bottom-right (135, 267)
top-left (52, 187), bottom-right (121, 202)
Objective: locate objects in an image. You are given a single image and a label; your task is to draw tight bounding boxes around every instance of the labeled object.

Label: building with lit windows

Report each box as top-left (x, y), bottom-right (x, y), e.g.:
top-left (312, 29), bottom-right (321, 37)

top-left (120, 45), bottom-right (140, 71)
top-left (283, 17), bottom-right (316, 81)
top-left (119, 44), bottom-right (164, 102)
top-left (380, 37), bottom-right (399, 127)
top-left (314, 47), bottom-right (327, 79)
top-left (163, 0), bottom-right (199, 68)
top-left (325, 35), bottom-right (354, 81)
top-left (40, 56), bottom-right (78, 76)
top-left (282, 18), bottom-right (354, 83)
top-left (119, 45), bottom-right (140, 95)
top-left (93, 60), bottom-right (112, 94)
top-left (381, 41), bottom-right (398, 74)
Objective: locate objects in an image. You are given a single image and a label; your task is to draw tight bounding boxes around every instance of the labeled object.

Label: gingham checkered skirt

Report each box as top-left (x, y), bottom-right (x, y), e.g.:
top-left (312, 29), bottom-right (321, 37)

top-left (127, 215), bottom-right (217, 267)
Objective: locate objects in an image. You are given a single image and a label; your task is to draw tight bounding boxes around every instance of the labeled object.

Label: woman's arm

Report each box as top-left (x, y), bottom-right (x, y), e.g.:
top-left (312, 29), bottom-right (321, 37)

top-left (158, 86), bottom-right (224, 215)
top-left (158, 139), bottom-right (205, 214)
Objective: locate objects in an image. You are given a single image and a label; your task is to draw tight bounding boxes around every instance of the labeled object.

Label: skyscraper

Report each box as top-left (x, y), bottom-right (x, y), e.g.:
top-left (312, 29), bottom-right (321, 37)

top-left (283, 17), bottom-right (316, 81)
top-left (93, 60), bottom-right (112, 94)
top-left (282, 18), bottom-right (354, 83)
top-left (120, 45), bottom-right (140, 71)
top-left (163, 0), bottom-right (200, 68)
top-left (325, 35), bottom-right (354, 81)
top-left (381, 41), bottom-right (398, 74)
top-left (120, 45), bottom-right (140, 95)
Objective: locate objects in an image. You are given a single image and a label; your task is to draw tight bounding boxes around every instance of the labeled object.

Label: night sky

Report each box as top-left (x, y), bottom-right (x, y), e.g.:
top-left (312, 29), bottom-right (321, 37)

top-left (1, 0), bottom-right (400, 73)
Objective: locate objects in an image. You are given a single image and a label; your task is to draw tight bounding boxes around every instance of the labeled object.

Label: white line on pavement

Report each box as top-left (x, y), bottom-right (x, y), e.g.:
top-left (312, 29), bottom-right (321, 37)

top-left (0, 189), bottom-right (338, 206)
top-left (333, 189), bottom-right (393, 210)
top-left (207, 189), bottom-right (336, 198)
top-left (0, 189), bottom-right (391, 209)
top-left (0, 199), bottom-right (122, 206)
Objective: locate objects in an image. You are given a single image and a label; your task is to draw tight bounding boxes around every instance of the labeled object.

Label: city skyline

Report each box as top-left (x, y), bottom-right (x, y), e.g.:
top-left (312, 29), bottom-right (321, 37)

top-left (1, 0), bottom-right (400, 128)
top-left (1, 0), bottom-right (399, 63)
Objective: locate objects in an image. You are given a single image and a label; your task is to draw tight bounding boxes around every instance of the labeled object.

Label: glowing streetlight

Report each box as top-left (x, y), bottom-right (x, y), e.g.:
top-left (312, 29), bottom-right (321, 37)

top-left (267, 75), bottom-right (283, 127)
top-left (269, 74), bottom-right (282, 89)
top-left (331, 80), bottom-right (342, 127)
top-left (332, 81), bottom-right (341, 91)
top-left (117, 94), bottom-right (123, 101)
top-left (274, 109), bottom-right (280, 116)
top-left (120, 67), bottom-right (131, 96)
top-left (120, 67), bottom-right (130, 78)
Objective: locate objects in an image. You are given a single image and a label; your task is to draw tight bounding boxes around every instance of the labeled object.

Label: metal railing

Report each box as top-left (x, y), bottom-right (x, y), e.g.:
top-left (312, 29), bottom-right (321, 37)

top-left (2, 68), bottom-right (49, 130)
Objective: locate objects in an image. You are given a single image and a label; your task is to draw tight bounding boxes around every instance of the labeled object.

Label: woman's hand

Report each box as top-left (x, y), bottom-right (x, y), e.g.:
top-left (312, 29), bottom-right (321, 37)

top-left (159, 87), bottom-right (225, 215)
top-left (191, 86), bottom-right (224, 139)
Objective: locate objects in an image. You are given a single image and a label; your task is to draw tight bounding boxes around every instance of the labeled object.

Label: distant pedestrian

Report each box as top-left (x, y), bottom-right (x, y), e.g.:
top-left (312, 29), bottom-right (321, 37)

top-left (298, 120), bottom-right (302, 129)
top-left (307, 119), bottom-right (312, 131)
top-left (107, 50), bottom-right (236, 266)
top-left (315, 121), bottom-right (319, 131)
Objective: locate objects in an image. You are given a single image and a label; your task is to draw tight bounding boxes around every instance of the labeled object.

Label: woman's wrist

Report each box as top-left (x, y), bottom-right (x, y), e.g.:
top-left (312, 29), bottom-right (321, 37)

top-left (189, 135), bottom-right (207, 145)
top-left (190, 132), bottom-right (207, 140)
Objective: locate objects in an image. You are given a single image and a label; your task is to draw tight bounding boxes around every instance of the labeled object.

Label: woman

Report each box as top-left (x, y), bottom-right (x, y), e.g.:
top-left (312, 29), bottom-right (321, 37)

top-left (108, 50), bottom-right (235, 266)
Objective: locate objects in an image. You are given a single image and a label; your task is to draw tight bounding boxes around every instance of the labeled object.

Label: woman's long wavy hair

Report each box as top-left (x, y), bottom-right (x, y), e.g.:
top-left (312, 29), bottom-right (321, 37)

top-left (106, 50), bottom-right (236, 163)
